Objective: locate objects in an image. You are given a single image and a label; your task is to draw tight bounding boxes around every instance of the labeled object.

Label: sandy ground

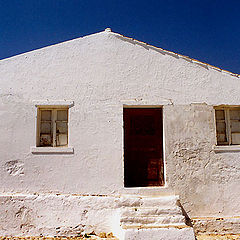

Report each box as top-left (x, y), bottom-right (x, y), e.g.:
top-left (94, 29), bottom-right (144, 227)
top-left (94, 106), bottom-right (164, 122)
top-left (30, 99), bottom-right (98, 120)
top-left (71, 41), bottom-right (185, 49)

top-left (1, 235), bottom-right (240, 240)
top-left (0, 234), bottom-right (117, 240)
top-left (0, 238), bottom-right (116, 240)
top-left (196, 235), bottom-right (240, 240)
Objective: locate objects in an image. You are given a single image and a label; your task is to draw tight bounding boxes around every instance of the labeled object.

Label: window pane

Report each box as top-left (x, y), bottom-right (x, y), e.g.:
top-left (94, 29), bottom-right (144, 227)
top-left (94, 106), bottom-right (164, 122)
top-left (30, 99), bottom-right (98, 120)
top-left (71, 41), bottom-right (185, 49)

top-left (40, 134), bottom-right (52, 146)
top-left (215, 110), bottom-right (227, 145)
top-left (56, 134), bottom-right (68, 146)
top-left (215, 110), bottom-right (225, 120)
top-left (232, 133), bottom-right (240, 145)
top-left (57, 110), bottom-right (68, 121)
top-left (40, 122), bottom-right (51, 134)
top-left (56, 122), bottom-right (68, 134)
top-left (41, 110), bottom-right (52, 121)
top-left (217, 133), bottom-right (227, 144)
top-left (230, 109), bottom-right (240, 144)
top-left (230, 121), bottom-right (240, 132)
top-left (216, 122), bottom-right (226, 133)
top-left (230, 110), bottom-right (240, 120)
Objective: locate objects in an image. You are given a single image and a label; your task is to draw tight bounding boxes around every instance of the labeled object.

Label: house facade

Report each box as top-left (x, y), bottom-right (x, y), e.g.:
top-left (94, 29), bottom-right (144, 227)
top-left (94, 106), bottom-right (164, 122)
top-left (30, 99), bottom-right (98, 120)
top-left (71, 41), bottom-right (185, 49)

top-left (0, 29), bottom-right (239, 239)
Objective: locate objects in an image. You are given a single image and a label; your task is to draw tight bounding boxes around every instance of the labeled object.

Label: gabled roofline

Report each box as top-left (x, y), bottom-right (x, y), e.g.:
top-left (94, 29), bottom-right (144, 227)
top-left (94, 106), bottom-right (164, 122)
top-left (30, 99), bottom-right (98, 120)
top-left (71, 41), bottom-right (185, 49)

top-left (106, 28), bottom-right (239, 78)
top-left (1, 28), bottom-right (239, 78)
top-left (0, 30), bottom-right (103, 63)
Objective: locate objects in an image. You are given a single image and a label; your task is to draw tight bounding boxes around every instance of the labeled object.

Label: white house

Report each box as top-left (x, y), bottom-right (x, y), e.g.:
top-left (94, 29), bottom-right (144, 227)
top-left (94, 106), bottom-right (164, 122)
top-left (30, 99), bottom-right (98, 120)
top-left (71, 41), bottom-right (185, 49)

top-left (0, 28), bottom-right (240, 239)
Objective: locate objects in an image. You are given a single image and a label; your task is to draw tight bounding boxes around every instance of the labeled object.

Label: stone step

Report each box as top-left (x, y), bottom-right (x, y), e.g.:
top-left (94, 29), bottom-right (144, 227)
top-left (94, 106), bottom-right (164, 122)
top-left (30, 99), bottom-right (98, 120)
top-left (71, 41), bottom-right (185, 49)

top-left (121, 206), bottom-right (183, 217)
top-left (118, 195), bottom-right (179, 208)
top-left (124, 227), bottom-right (195, 240)
top-left (120, 215), bottom-right (186, 226)
top-left (140, 196), bottom-right (179, 208)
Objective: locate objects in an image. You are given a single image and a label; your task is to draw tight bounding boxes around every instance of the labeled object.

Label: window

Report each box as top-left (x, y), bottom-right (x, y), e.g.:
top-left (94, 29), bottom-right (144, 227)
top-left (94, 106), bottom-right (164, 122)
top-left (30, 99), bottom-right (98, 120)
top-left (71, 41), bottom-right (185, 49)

top-left (31, 100), bottom-right (74, 154)
top-left (215, 107), bottom-right (240, 145)
top-left (37, 108), bottom-right (68, 147)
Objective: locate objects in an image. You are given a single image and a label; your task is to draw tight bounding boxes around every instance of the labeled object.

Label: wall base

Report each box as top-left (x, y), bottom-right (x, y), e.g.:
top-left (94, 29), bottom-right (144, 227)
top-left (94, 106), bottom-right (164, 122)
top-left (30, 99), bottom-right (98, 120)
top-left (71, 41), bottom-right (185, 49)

top-left (2, 194), bottom-right (238, 239)
top-left (124, 227), bottom-right (195, 240)
top-left (193, 217), bottom-right (240, 235)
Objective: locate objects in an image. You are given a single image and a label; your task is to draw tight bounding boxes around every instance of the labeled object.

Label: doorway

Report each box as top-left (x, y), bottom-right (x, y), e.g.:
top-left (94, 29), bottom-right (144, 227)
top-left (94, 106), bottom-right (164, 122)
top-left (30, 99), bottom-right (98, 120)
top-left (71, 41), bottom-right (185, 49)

top-left (123, 108), bottom-right (164, 187)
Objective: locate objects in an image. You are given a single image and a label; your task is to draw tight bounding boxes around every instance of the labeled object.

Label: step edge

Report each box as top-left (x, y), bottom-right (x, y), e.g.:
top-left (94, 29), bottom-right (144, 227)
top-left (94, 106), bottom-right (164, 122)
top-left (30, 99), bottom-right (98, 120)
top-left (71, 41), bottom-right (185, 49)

top-left (121, 224), bottom-right (190, 230)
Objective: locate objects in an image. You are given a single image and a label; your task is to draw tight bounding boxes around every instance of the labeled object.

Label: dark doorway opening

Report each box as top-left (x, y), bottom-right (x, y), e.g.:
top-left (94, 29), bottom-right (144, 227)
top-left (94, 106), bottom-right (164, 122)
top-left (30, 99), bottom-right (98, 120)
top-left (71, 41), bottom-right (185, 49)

top-left (124, 108), bottom-right (164, 187)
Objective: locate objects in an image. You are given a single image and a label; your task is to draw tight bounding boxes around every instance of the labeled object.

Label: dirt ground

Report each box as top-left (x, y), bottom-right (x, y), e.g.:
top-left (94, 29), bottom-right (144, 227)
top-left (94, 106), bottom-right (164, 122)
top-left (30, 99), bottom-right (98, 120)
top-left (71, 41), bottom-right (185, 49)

top-left (196, 234), bottom-right (240, 240)
top-left (0, 237), bottom-right (119, 240)
top-left (0, 235), bottom-right (117, 240)
top-left (1, 234), bottom-right (240, 240)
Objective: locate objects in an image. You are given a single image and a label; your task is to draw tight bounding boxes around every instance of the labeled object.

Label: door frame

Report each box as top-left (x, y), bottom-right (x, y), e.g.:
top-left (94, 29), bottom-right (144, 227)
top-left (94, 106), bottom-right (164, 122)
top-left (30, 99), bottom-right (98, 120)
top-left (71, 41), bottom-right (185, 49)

top-left (123, 105), bottom-right (166, 188)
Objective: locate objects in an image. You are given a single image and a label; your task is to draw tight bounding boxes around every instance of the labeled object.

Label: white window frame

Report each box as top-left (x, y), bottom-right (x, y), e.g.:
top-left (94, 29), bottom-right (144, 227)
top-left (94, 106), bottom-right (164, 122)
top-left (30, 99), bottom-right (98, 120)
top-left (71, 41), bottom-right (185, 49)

top-left (37, 108), bottom-right (69, 147)
top-left (213, 106), bottom-right (240, 152)
top-left (31, 100), bottom-right (74, 154)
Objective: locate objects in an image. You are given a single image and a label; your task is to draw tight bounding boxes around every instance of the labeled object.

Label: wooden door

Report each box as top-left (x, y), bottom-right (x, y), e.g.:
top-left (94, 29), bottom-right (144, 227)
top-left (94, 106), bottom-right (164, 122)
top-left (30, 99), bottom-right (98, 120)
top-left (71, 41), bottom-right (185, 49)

top-left (124, 108), bottom-right (164, 187)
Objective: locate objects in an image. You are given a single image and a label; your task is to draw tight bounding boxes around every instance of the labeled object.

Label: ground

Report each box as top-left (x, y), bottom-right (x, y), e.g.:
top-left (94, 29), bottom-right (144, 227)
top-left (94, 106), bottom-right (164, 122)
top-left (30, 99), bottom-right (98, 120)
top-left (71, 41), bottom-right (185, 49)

top-left (196, 235), bottom-right (240, 240)
top-left (0, 237), bottom-right (116, 240)
top-left (1, 234), bottom-right (240, 240)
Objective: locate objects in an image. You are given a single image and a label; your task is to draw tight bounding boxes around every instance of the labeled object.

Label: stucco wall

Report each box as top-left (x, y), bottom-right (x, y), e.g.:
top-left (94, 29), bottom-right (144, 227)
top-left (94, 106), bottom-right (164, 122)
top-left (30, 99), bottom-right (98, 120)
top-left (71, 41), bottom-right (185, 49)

top-left (0, 194), bottom-right (122, 237)
top-left (164, 104), bottom-right (240, 217)
top-left (0, 30), bottom-right (240, 218)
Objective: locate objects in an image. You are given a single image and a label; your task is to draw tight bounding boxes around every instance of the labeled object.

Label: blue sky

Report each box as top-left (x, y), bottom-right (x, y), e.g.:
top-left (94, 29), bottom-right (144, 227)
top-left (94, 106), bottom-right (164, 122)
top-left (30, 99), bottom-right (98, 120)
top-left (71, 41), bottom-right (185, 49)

top-left (0, 0), bottom-right (239, 73)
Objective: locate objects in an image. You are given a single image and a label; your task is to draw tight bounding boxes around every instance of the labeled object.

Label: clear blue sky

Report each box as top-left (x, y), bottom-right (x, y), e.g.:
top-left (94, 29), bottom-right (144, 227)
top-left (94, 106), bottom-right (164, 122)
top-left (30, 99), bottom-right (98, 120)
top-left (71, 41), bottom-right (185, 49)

top-left (0, 0), bottom-right (239, 73)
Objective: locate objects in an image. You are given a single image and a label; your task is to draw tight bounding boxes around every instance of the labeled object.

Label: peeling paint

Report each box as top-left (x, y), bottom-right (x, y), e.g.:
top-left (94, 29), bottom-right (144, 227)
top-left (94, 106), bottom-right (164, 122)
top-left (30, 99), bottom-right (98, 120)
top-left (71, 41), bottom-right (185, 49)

top-left (4, 160), bottom-right (24, 176)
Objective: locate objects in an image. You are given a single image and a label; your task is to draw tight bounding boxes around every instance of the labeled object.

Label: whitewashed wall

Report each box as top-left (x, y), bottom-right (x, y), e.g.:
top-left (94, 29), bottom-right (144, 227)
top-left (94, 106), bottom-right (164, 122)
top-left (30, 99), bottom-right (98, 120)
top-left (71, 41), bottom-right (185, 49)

top-left (0, 30), bottom-right (240, 220)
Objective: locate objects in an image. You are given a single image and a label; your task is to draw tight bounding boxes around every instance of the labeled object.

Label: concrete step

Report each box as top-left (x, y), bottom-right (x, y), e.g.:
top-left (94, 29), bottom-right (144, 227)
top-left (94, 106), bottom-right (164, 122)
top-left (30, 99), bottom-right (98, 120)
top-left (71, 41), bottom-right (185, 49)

top-left (119, 195), bottom-right (195, 240)
top-left (118, 195), bottom-right (179, 208)
top-left (120, 215), bottom-right (186, 226)
top-left (140, 195), bottom-right (179, 208)
top-left (121, 206), bottom-right (183, 217)
top-left (124, 227), bottom-right (195, 240)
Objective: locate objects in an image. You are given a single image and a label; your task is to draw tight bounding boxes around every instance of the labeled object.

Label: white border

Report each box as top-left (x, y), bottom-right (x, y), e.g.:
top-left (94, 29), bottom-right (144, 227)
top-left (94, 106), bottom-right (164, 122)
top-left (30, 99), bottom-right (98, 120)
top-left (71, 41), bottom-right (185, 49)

top-left (31, 146), bottom-right (74, 154)
top-left (33, 100), bottom-right (74, 107)
top-left (213, 145), bottom-right (240, 152)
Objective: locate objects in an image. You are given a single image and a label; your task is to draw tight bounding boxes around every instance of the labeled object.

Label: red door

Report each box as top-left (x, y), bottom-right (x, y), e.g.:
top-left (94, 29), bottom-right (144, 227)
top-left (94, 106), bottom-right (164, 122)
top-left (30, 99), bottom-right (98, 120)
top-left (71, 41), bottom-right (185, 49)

top-left (124, 108), bottom-right (164, 187)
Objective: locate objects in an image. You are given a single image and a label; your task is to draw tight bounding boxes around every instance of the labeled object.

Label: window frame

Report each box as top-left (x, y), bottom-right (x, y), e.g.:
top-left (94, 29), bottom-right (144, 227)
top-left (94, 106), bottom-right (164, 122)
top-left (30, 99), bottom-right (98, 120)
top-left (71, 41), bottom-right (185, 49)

top-left (31, 100), bottom-right (74, 154)
top-left (214, 106), bottom-right (240, 152)
top-left (37, 108), bottom-right (68, 147)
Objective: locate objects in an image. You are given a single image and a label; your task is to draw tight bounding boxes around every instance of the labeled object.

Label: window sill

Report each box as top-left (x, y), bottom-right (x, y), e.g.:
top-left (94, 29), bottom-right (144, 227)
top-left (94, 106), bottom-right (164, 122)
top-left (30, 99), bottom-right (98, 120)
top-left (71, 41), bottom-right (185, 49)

top-left (33, 100), bottom-right (74, 107)
top-left (213, 145), bottom-right (240, 153)
top-left (31, 146), bottom-right (74, 154)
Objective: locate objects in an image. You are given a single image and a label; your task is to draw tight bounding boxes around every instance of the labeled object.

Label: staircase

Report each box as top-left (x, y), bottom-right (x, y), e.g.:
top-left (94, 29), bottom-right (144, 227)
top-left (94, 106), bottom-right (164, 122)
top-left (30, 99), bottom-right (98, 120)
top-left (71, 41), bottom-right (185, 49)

top-left (118, 195), bottom-right (195, 240)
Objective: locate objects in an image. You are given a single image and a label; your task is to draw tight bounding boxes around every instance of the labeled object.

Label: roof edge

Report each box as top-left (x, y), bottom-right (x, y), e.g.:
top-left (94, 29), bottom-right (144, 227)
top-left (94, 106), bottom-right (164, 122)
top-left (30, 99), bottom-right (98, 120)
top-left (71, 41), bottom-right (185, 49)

top-left (0, 30), bottom-right (105, 63)
top-left (1, 28), bottom-right (239, 78)
top-left (109, 30), bottom-right (239, 78)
